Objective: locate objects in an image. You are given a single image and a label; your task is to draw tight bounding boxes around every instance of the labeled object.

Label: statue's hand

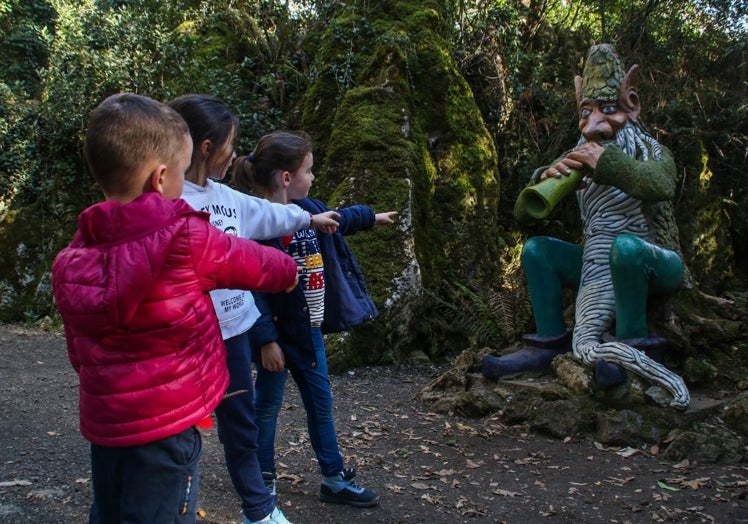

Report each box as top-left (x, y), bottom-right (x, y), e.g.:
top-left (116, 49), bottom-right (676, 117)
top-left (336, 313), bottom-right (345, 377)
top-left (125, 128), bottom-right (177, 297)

top-left (541, 142), bottom-right (604, 185)
top-left (540, 160), bottom-right (580, 180)
top-left (541, 157), bottom-right (588, 189)
top-left (565, 142), bottom-right (604, 173)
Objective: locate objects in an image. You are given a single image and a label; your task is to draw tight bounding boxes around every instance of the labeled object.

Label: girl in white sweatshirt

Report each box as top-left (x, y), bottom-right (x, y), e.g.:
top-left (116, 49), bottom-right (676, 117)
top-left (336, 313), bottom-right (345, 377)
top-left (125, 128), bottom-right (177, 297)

top-left (170, 94), bottom-right (338, 524)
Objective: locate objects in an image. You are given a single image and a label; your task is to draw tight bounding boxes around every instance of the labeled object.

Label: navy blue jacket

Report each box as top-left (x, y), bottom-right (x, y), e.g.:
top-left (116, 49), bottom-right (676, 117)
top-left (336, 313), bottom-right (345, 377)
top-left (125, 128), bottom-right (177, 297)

top-left (249, 198), bottom-right (379, 359)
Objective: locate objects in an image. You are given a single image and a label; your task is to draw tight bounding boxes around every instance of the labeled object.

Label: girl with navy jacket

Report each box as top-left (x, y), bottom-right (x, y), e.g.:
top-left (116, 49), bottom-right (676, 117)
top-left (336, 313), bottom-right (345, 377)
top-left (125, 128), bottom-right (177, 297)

top-left (232, 131), bottom-right (396, 508)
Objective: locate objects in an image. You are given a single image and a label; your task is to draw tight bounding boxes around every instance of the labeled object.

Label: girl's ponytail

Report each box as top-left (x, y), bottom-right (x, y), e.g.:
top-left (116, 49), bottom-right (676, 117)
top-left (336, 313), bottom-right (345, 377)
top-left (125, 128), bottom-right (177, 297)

top-left (230, 155), bottom-right (258, 196)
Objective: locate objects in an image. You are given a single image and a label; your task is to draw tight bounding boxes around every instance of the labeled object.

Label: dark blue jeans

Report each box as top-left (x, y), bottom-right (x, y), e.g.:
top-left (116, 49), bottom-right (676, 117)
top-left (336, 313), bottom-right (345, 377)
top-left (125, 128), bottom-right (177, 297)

top-left (89, 426), bottom-right (201, 523)
top-left (214, 330), bottom-right (276, 522)
top-left (254, 327), bottom-right (344, 477)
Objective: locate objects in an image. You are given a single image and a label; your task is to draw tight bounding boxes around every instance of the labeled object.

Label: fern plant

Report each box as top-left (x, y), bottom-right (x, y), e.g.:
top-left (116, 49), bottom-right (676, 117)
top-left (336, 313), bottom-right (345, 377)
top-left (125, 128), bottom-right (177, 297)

top-left (433, 243), bottom-right (533, 350)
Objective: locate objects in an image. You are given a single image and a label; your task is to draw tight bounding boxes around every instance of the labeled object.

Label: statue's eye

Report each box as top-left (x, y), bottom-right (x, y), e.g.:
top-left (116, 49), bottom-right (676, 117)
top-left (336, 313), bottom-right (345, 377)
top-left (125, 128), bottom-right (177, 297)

top-left (580, 107), bottom-right (591, 118)
top-left (602, 104), bottom-right (617, 115)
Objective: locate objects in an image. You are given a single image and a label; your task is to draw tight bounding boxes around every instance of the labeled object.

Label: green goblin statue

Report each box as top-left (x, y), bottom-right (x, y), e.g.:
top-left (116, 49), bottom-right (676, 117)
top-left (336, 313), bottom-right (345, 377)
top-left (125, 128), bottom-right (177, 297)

top-left (483, 44), bottom-right (690, 408)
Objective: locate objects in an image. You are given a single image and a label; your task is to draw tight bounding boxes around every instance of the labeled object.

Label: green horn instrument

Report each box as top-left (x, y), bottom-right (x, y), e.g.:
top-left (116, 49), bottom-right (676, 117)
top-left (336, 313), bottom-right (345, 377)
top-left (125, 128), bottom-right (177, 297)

top-left (514, 168), bottom-right (584, 222)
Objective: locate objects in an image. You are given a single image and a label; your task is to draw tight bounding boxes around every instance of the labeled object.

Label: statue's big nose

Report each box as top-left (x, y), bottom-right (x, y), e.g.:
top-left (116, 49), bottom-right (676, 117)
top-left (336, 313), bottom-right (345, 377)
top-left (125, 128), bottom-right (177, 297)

top-left (581, 110), bottom-right (614, 142)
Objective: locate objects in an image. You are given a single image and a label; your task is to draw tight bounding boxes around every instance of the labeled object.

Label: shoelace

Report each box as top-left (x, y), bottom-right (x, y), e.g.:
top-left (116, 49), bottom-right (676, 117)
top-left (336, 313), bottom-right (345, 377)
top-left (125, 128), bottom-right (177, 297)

top-left (341, 467), bottom-right (363, 489)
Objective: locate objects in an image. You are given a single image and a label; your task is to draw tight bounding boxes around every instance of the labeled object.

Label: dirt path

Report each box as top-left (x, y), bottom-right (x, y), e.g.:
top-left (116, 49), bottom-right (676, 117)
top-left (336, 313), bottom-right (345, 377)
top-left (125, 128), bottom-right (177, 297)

top-left (0, 324), bottom-right (745, 523)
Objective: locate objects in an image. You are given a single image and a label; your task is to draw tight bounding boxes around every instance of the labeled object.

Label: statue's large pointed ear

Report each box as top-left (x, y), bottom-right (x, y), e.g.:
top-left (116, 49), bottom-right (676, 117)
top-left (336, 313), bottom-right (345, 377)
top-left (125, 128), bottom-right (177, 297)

top-left (620, 64), bottom-right (641, 120)
top-left (574, 75), bottom-right (583, 107)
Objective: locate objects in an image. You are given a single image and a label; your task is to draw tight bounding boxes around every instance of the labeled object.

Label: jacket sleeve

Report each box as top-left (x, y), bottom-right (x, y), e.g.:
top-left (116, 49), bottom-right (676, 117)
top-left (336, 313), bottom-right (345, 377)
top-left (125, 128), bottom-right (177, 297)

top-left (236, 189), bottom-right (311, 240)
top-left (335, 204), bottom-right (376, 236)
top-left (297, 198), bottom-right (375, 236)
top-left (248, 290), bottom-right (280, 349)
top-left (189, 216), bottom-right (298, 293)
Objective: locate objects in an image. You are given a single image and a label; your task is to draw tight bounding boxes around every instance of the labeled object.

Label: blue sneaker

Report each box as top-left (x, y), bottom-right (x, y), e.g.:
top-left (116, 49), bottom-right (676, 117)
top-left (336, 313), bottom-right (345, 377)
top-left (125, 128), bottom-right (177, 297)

top-left (320, 467), bottom-right (379, 508)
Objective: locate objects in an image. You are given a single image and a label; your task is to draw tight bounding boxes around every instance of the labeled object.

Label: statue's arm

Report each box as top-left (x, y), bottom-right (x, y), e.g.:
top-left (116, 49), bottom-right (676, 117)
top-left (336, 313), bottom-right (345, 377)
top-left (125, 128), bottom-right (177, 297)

top-left (594, 145), bottom-right (676, 201)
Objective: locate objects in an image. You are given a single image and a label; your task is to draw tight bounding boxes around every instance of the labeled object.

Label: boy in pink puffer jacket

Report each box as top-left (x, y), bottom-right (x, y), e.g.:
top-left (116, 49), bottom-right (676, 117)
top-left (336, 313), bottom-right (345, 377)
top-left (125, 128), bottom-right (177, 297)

top-left (51, 93), bottom-right (298, 523)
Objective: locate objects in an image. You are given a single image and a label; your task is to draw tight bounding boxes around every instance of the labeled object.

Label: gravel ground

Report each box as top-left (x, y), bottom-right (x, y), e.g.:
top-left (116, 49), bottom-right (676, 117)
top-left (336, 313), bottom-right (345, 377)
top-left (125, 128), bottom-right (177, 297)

top-left (1, 323), bottom-right (746, 523)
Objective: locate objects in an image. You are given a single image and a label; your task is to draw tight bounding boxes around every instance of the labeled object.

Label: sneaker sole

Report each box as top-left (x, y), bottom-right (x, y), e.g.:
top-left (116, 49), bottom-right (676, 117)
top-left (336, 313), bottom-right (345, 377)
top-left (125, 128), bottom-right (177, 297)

top-left (319, 492), bottom-right (380, 508)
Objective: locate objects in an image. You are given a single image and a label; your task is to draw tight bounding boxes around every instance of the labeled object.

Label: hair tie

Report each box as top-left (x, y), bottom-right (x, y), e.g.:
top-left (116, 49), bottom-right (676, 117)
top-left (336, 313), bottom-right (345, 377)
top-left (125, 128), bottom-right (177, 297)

top-left (248, 153), bottom-right (255, 162)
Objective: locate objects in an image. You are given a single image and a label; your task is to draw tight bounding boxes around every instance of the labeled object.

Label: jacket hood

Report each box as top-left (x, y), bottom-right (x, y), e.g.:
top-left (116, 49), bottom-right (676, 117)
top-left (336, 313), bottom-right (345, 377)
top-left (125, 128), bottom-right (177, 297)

top-left (56, 193), bottom-right (203, 330)
top-left (76, 193), bottom-right (195, 245)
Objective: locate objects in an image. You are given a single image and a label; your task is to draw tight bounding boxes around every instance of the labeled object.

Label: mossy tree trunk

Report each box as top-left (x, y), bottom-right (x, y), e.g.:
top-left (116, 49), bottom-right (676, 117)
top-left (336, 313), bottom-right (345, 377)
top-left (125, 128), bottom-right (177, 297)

top-left (300, 0), bottom-right (500, 367)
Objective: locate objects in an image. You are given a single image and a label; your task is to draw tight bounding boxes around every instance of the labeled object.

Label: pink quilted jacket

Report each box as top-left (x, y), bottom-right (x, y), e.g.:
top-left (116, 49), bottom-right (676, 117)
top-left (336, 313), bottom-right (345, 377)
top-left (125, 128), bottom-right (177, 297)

top-left (52, 192), bottom-right (297, 447)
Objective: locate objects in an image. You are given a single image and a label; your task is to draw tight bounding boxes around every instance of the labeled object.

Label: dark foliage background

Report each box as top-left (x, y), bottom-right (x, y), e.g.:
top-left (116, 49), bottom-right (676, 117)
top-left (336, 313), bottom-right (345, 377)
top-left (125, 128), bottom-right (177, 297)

top-left (1, 0), bottom-right (745, 362)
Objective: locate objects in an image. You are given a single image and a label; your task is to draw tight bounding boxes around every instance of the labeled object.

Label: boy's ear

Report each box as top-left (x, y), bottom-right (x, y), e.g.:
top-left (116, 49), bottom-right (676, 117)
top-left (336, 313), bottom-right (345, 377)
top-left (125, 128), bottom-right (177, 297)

top-left (281, 170), bottom-right (292, 187)
top-left (147, 164), bottom-right (169, 195)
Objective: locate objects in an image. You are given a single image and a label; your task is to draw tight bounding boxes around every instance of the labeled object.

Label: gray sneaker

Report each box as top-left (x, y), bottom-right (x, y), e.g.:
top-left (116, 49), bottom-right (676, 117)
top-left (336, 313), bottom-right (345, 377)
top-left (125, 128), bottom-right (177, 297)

top-left (320, 467), bottom-right (379, 508)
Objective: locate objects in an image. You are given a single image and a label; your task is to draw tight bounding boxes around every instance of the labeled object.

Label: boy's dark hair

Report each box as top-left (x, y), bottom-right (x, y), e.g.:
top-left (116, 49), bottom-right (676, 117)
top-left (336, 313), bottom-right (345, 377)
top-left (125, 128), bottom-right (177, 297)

top-left (84, 93), bottom-right (189, 195)
top-left (232, 131), bottom-right (312, 196)
top-left (168, 94), bottom-right (240, 169)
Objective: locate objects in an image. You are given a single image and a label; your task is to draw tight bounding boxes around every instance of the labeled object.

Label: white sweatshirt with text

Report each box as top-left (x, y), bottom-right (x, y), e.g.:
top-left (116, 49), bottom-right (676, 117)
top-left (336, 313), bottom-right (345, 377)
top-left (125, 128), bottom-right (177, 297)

top-left (181, 179), bottom-right (310, 339)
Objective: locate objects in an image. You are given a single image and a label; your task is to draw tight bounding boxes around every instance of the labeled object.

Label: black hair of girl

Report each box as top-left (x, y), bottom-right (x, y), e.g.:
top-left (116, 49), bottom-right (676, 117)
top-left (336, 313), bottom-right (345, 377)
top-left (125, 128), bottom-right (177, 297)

top-left (168, 94), bottom-right (240, 165)
top-left (232, 131), bottom-right (312, 197)
top-left (230, 156), bottom-right (259, 196)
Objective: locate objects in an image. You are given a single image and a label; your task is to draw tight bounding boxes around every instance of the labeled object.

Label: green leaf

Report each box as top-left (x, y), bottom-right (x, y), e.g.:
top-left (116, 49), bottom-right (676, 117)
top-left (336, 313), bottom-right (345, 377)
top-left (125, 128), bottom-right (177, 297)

top-left (657, 480), bottom-right (680, 492)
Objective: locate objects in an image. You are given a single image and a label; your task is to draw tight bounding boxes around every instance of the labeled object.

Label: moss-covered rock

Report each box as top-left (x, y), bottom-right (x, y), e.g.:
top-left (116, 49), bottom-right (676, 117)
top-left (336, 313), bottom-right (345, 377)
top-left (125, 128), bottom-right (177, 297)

top-left (301, 0), bottom-right (500, 364)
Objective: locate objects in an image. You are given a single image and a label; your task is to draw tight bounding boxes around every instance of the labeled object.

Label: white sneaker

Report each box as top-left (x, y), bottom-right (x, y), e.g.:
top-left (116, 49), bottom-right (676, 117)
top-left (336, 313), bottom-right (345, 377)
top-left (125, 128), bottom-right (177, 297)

top-left (246, 507), bottom-right (293, 524)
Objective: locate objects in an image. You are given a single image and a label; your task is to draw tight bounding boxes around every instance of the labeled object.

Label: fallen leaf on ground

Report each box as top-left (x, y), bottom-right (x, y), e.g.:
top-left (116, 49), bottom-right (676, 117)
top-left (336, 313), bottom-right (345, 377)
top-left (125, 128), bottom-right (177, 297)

top-left (606, 476), bottom-right (635, 486)
top-left (493, 488), bottom-right (521, 497)
top-left (666, 477), bottom-right (711, 490)
top-left (0, 480), bottom-right (31, 487)
top-left (540, 504), bottom-right (557, 516)
top-left (657, 480), bottom-right (680, 491)
top-left (277, 473), bottom-right (304, 485)
top-left (420, 493), bottom-right (443, 504)
top-left (466, 459), bottom-right (483, 469)
top-left (461, 508), bottom-right (488, 517)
